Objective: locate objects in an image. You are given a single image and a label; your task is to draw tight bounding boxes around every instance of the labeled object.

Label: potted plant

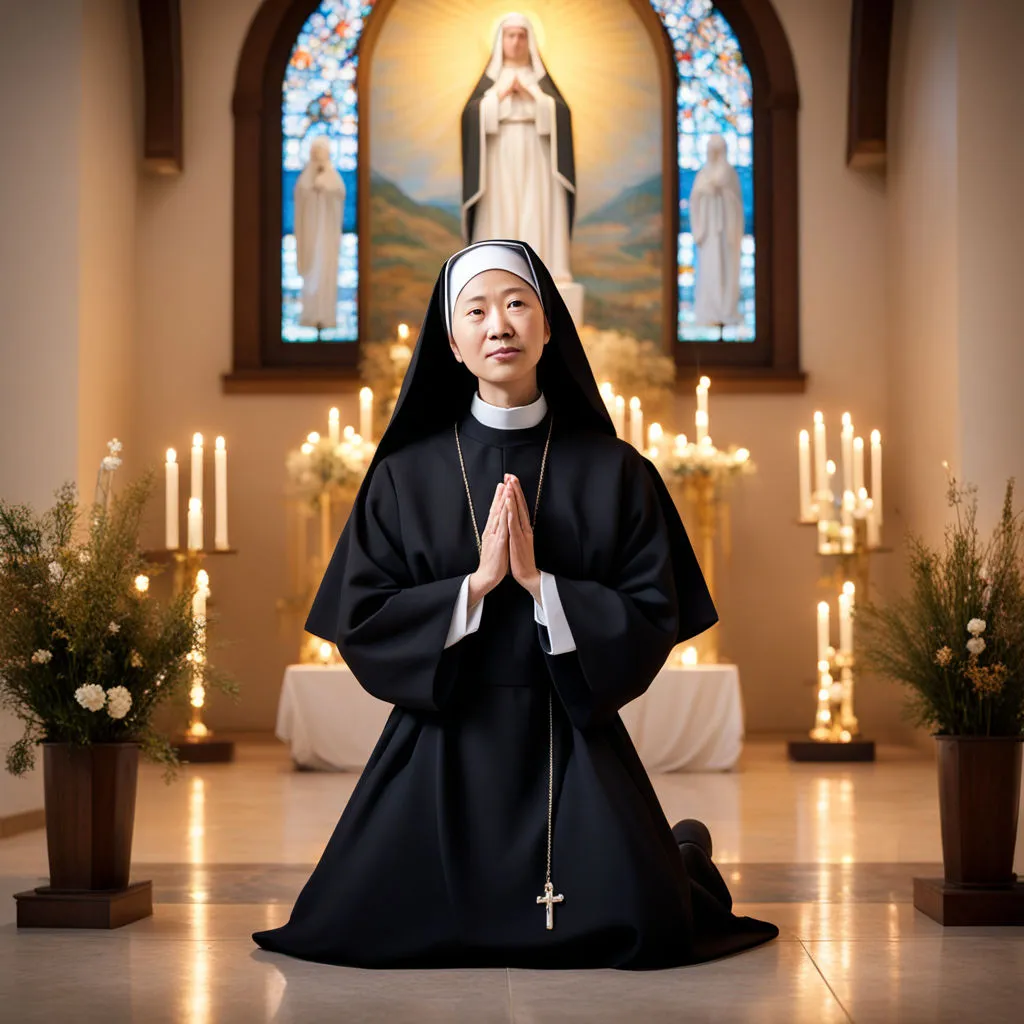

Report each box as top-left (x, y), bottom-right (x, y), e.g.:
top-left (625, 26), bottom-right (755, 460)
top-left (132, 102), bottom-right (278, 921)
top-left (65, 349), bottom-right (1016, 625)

top-left (0, 442), bottom-right (233, 926)
top-left (858, 473), bottom-right (1024, 912)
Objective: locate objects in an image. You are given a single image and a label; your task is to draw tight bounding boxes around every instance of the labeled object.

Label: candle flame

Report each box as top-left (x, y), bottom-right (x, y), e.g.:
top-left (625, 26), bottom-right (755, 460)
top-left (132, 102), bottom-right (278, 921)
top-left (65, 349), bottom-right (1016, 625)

top-left (871, 429), bottom-right (881, 444)
top-left (215, 436), bottom-right (226, 451)
top-left (196, 569), bottom-right (209, 589)
top-left (648, 422), bottom-right (663, 443)
top-left (599, 381), bottom-right (614, 398)
top-left (300, 442), bottom-right (313, 455)
top-left (397, 323), bottom-right (410, 340)
top-left (853, 435), bottom-right (863, 450)
top-left (814, 410), bottom-right (824, 423)
top-left (842, 412), bottom-right (852, 427)
top-left (735, 448), bottom-right (749, 462)
top-left (134, 574), bottom-right (150, 593)
top-left (318, 642), bottom-right (333, 663)
top-left (307, 431), bottom-right (320, 444)
top-left (818, 601), bottom-right (830, 614)
top-left (698, 375), bottom-right (711, 389)
top-left (329, 407), bottom-right (339, 421)
top-left (799, 429), bottom-right (809, 443)
top-left (189, 497), bottom-right (202, 512)
top-left (359, 386), bottom-right (373, 401)
top-left (826, 459), bottom-right (836, 475)
top-left (166, 448), bottom-right (177, 463)
top-left (843, 580), bottom-right (856, 596)
top-left (193, 433), bottom-right (203, 447)
top-left (343, 425), bottom-right (355, 439)
top-left (629, 396), bottom-right (641, 410)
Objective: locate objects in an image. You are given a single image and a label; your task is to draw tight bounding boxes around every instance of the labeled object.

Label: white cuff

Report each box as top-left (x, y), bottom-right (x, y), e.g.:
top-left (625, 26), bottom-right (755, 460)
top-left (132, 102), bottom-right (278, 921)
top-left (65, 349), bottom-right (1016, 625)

top-left (534, 571), bottom-right (576, 655)
top-left (444, 575), bottom-right (484, 649)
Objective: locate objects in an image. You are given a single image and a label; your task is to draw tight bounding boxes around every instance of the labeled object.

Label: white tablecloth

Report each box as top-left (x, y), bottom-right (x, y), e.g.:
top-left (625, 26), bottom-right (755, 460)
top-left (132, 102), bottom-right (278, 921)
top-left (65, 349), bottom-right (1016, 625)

top-left (276, 663), bottom-right (744, 773)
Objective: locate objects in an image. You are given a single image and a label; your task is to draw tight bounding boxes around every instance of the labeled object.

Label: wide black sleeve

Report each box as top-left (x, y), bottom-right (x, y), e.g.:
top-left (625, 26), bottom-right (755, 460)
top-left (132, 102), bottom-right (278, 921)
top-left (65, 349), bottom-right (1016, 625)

top-left (304, 461), bottom-right (466, 712)
top-left (541, 456), bottom-right (704, 731)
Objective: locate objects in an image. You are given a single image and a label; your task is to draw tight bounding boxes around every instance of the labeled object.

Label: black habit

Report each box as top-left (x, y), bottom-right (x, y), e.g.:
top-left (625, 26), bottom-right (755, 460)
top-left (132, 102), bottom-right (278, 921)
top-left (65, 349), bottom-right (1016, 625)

top-left (253, 242), bottom-right (777, 969)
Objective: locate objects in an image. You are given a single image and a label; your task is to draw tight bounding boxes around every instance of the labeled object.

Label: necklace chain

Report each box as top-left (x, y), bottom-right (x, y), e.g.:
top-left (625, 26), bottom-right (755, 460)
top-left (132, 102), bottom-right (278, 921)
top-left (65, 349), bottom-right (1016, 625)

top-left (454, 414), bottom-right (562, 925)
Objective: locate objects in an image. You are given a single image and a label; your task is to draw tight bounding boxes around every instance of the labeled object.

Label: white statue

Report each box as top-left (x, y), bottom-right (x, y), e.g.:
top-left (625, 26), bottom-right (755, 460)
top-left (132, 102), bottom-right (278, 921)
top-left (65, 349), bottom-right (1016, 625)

top-left (294, 136), bottom-right (345, 329)
top-left (461, 13), bottom-right (576, 285)
top-left (689, 135), bottom-right (744, 327)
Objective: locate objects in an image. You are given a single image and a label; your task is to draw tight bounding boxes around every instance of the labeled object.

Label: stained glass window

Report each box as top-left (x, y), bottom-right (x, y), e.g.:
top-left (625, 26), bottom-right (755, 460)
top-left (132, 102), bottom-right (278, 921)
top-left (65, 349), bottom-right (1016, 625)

top-left (649, 0), bottom-right (755, 342)
top-left (281, 2), bottom-right (376, 343)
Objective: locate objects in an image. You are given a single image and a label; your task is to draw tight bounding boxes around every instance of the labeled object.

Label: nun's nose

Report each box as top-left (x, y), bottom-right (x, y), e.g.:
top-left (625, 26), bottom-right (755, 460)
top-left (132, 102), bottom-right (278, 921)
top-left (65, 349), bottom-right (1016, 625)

top-left (485, 303), bottom-right (513, 338)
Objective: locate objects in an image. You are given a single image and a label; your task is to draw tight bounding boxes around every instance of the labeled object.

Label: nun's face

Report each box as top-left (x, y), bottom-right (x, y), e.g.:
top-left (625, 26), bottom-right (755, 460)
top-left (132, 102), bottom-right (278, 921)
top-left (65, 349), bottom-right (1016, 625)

top-left (449, 270), bottom-right (550, 388)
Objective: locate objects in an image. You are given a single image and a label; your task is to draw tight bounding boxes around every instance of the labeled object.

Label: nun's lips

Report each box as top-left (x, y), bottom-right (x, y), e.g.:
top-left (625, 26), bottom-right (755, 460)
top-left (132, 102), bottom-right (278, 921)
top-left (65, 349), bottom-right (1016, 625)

top-left (488, 347), bottom-right (521, 358)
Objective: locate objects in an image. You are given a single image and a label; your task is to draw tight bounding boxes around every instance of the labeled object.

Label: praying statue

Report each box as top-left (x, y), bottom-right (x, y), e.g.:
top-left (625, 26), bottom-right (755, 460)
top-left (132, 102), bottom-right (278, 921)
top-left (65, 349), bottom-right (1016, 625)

top-left (461, 14), bottom-right (576, 284)
top-left (689, 135), bottom-right (744, 327)
top-left (293, 136), bottom-right (345, 329)
top-left (253, 240), bottom-right (778, 969)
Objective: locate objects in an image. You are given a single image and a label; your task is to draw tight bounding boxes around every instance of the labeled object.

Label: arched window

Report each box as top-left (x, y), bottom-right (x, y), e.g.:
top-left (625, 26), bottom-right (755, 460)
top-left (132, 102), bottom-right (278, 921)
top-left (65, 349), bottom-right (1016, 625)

top-left (229, 0), bottom-right (800, 391)
top-left (280, 2), bottom-right (369, 343)
top-left (652, 0), bottom-right (755, 343)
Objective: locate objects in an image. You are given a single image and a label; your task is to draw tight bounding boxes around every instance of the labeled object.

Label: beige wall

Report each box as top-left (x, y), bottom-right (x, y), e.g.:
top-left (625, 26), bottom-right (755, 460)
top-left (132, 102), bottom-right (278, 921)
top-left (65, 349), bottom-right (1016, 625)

top-left (131, 0), bottom-right (914, 737)
top-left (0, 0), bottom-right (138, 818)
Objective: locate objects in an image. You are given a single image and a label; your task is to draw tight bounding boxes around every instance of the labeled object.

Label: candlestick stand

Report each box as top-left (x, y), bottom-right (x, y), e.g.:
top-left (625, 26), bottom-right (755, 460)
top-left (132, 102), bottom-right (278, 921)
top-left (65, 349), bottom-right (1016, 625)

top-left (143, 548), bottom-right (237, 763)
top-left (787, 515), bottom-right (888, 762)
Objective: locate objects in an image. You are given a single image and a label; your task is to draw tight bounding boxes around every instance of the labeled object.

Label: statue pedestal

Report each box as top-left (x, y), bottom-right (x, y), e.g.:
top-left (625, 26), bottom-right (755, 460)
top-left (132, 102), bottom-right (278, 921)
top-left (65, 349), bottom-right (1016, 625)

top-left (556, 281), bottom-right (585, 327)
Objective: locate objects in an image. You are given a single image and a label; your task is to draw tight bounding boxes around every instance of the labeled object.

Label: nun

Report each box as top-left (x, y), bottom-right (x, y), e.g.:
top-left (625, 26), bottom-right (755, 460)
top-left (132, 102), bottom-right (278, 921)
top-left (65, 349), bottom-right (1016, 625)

top-left (252, 240), bottom-right (777, 969)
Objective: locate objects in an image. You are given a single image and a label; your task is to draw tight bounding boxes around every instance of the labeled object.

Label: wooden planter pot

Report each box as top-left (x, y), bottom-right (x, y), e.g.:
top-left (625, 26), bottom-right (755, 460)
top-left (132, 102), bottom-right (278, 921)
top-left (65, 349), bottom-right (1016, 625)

top-left (13, 743), bottom-right (152, 928)
top-left (914, 735), bottom-right (1024, 925)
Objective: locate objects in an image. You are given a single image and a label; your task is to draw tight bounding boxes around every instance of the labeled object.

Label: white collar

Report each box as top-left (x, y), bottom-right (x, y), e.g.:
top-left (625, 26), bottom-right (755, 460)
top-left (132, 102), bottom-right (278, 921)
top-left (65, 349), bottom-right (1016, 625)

top-left (471, 391), bottom-right (548, 429)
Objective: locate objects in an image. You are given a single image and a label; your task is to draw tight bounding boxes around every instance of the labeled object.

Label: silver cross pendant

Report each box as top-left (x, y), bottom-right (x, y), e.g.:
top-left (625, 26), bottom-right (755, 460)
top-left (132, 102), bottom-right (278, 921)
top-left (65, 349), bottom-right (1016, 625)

top-left (536, 880), bottom-right (564, 930)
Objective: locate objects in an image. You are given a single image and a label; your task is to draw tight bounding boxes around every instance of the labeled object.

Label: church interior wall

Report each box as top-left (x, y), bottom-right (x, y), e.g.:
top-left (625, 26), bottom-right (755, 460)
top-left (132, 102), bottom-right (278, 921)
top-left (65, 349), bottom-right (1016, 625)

top-left (131, 0), bottom-right (910, 738)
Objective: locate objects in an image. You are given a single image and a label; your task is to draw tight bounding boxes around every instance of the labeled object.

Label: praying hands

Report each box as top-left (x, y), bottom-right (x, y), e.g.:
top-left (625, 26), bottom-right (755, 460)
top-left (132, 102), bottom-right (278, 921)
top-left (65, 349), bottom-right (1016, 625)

top-left (468, 475), bottom-right (541, 605)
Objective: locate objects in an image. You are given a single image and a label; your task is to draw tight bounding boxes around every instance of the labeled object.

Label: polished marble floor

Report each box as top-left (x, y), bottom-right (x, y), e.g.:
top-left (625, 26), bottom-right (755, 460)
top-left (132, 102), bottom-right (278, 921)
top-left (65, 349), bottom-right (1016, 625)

top-left (2, 738), bottom-right (1023, 1022)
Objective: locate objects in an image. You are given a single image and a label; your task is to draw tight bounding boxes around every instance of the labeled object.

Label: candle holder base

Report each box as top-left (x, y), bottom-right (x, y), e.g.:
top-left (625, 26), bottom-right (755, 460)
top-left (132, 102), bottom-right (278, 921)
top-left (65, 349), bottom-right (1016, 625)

top-left (787, 738), bottom-right (875, 762)
top-left (172, 735), bottom-right (235, 764)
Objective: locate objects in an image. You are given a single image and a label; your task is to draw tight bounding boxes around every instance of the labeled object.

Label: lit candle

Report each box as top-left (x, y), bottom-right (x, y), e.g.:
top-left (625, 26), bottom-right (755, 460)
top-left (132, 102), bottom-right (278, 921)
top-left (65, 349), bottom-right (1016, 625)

top-left (695, 376), bottom-right (710, 444)
top-left (840, 413), bottom-right (854, 495)
top-left (214, 436), bottom-right (228, 551)
top-left (865, 496), bottom-right (881, 548)
top-left (853, 435), bottom-right (865, 500)
top-left (318, 641), bottom-right (333, 665)
top-left (165, 448), bottom-right (179, 550)
top-left (328, 407), bottom-right (340, 445)
top-left (826, 459), bottom-right (837, 505)
top-left (838, 582), bottom-right (855, 658)
top-left (813, 412), bottom-right (827, 499)
top-left (190, 433), bottom-right (203, 509)
top-left (798, 429), bottom-right (812, 521)
top-left (817, 519), bottom-right (830, 555)
top-left (342, 425), bottom-right (354, 441)
top-left (647, 422), bottom-right (663, 450)
top-left (192, 568), bottom-right (209, 622)
top-left (682, 646), bottom-right (698, 666)
top-left (840, 490), bottom-right (855, 553)
top-left (134, 574), bottom-right (150, 594)
top-left (817, 600), bottom-right (831, 666)
top-left (599, 381), bottom-right (614, 419)
top-left (613, 395), bottom-right (626, 438)
top-left (397, 323), bottom-right (410, 342)
top-left (629, 396), bottom-right (643, 449)
top-left (871, 429), bottom-right (883, 524)
top-left (359, 387), bottom-right (374, 444)
top-left (307, 431), bottom-right (320, 445)
top-left (187, 497), bottom-right (203, 552)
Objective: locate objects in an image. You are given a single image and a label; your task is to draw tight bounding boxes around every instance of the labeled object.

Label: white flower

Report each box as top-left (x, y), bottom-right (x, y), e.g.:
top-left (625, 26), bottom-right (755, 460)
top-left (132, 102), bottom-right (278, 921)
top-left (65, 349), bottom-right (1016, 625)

top-left (78, 550), bottom-right (91, 564)
top-left (101, 456), bottom-right (122, 471)
top-left (107, 621), bottom-right (120, 635)
top-left (48, 561), bottom-right (64, 584)
top-left (967, 618), bottom-right (987, 636)
top-left (129, 650), bottom-right (144, 668)
top-left (75, 684), bottom-right (106, 712)
top-left (105, 686), bottom-right (132, 720)
top-left (107, 439), bottom-right (123, 455)
top-left (934, 646), bottom-right (953, 667)
top-left (31, 649), bottom-right (53, 665)
top-left (966, 637), bottom-right (986, 656)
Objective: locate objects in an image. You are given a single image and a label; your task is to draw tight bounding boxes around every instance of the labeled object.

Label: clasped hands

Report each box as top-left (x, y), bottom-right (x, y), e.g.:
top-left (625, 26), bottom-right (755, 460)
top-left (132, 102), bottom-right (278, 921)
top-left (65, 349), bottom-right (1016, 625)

top-left (498, 77), bottom-right (529, 102)
top-left (467, 475), bottom-right (542, 606)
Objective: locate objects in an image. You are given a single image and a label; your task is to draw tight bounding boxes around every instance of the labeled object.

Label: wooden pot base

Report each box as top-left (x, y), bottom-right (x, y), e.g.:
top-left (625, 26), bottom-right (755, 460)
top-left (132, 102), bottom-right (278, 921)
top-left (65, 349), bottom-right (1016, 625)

top-left (914, 877), bottom-right (1024, 926)
top-left (14, 880), bottom-right (152, 929)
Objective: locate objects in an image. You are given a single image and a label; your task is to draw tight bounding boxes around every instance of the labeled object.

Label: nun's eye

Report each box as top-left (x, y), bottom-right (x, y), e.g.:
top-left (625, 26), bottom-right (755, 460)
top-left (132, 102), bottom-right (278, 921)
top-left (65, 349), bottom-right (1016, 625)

top-left (508, 299), bottom-right (524, 309)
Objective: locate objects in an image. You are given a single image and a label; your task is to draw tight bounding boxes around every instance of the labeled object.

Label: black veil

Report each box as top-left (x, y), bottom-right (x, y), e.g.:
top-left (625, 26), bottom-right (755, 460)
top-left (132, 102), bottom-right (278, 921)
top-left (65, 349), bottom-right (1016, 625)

top-left (305, 241), bottom-right (717, 645)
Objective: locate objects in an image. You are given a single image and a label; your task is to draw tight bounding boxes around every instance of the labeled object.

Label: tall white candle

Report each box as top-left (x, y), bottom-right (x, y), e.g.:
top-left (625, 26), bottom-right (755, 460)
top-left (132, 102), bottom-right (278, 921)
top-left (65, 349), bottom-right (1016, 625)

top-left (328, 407), bottom-right (340, 445)
top-left (798, 429), bottom-right (812, 520)
top-left (629, 396), bottom-right (643, 449)
top-left (865, 497), bottom-right (881, 548)
top-left (190, 433), bottom-right (204, 508)
top-left (813, 411), bottom-right (827, 498)
top-left (214, 436), bottom-right (228, 551)
top-left (840, 413), bottom-right (854, 495)
top-left (613, 395), bottom-right (626, 438)
top-left (695, 376), bottom-right (710, 444)
top-left (839, 581), bottom-right (855, 658)
top-left (817, 600), bottom-right (831, 666)
top-left (187, 497), bottom-right (203, 552)
top-left (826, 459), bottom-right (837, 505)
top-left (647, 422), bottom-right (663, 451)
top-left (871, 429), bottom-right (883, 524)
top-left (840, 490), bottom-right (856, 553)
top-left (599, 381), bottom-right (614, 419)
top-left (359, 387), bottom-right (374, 444)
top-left (165, 448), bottom-right (179, 550)
top-left (853, 435), bottom-right (865, 499)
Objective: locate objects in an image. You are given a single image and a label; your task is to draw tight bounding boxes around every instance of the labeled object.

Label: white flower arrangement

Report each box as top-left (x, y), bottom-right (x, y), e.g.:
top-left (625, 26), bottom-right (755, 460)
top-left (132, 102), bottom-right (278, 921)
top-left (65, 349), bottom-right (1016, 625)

top-left (967, 618), bottom-right (986, 636)
top-left (75, 684), bottom-right (106, 712)
top-left (107, 621), bottom-right (120, 635)
top-left (966, 636), bottom-right (986, 656)
top-left (648, 434), bottom-right (755, 484)
top-left (286, 431), bottom-right (374, 506)
top-left (31, 649), bottom-right (52, 665)
top-left (105, 686), bottom-right (132, 720)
